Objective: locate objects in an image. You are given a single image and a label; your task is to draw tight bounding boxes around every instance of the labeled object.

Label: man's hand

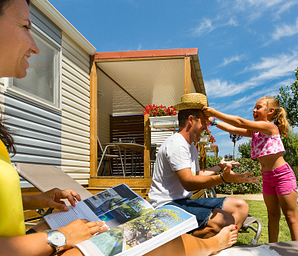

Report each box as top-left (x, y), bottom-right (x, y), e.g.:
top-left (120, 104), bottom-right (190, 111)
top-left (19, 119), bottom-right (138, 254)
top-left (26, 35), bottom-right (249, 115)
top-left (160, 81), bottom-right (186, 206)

top-left (222, 164), bottom-right (259, 184)
top-left (23, 188), bottom-right (82, 211)
top-left (218, 157), bottom-right (240, 170)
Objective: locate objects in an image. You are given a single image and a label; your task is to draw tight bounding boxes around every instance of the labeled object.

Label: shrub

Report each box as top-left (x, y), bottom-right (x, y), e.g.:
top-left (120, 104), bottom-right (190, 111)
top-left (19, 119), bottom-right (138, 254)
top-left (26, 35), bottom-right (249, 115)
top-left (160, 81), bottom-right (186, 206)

top-left (205, 156), bottom-right (262, 194)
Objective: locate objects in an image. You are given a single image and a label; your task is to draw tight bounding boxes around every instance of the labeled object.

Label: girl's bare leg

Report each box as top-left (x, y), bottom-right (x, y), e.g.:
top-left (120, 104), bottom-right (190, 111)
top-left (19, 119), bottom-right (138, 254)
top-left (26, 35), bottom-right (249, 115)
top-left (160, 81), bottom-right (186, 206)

top-left (264, 194), bottom-right (281, 242)
top-left (278, 190), bottom-right (298, 241)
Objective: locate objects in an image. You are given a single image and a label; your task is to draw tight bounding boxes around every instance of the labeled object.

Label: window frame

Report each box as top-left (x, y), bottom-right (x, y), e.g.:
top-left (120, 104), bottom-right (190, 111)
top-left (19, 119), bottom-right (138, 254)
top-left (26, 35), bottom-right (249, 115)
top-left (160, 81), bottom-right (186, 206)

top-left (8, 23), bottom-right (62, 111)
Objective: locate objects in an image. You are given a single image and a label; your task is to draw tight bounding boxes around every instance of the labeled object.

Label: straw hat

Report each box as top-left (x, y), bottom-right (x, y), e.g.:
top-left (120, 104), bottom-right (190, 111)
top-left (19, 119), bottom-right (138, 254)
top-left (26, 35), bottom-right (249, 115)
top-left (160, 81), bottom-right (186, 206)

top-left (174, 93), bottom-right (208, 111)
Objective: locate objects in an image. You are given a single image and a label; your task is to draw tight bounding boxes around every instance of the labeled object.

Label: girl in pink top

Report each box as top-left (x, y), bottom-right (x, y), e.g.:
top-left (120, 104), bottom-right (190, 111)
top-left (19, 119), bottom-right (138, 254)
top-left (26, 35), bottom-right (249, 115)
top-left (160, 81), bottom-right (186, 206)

top-left (203, 97), bottom-right (298, 243)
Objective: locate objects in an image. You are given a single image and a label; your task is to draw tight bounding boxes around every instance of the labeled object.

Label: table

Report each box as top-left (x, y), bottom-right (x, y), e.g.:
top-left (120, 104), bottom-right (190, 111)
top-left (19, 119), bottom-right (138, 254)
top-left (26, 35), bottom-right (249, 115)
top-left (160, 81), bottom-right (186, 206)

top-left (103, 143), bottom-right (144, 176)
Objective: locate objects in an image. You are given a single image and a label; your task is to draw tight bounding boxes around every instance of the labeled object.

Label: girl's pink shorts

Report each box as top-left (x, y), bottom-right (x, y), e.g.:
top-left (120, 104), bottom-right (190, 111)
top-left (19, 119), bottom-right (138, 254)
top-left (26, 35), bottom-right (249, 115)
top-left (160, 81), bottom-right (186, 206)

top-left (262, 163), bottom-right (297, 195)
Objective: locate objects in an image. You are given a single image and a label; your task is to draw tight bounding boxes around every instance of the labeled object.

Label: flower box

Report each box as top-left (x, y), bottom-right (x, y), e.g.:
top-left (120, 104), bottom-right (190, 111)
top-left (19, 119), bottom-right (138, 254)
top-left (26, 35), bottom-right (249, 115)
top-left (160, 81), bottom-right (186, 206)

top-left (200, 134), bottom-right (210, 145)
top-left (149, 116), bottom-right (178, 129)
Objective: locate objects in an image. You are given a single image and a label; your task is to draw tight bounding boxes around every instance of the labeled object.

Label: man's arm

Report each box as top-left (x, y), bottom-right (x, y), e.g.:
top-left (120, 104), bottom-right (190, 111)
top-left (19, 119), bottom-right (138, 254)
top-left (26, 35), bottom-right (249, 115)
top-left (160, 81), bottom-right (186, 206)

top-left (197, 158), bottom-right (240, 176)
top-left (175, 168), bottom-right (224, 191)
top-left (175, 164), bottom-right (259, 191)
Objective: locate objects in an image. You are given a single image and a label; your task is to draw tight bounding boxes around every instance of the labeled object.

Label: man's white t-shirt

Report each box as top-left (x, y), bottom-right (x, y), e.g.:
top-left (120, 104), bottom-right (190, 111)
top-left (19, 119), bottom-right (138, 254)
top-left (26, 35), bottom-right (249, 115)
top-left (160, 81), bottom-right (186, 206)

top-left (148, 133), bottom-right (200, 208)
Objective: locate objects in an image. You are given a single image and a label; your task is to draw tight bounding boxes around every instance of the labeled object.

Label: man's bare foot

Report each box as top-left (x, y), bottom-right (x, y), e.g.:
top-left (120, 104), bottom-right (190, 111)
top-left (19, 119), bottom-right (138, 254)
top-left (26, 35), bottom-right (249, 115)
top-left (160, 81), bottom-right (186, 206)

top-left (212, 225), bottom-right (238, 254)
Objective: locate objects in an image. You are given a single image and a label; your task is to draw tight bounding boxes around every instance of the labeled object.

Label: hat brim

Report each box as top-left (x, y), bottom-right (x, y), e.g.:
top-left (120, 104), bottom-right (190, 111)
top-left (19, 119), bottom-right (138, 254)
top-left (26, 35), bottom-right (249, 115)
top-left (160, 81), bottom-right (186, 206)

top-left (174, 102), bottom-right (205, 111)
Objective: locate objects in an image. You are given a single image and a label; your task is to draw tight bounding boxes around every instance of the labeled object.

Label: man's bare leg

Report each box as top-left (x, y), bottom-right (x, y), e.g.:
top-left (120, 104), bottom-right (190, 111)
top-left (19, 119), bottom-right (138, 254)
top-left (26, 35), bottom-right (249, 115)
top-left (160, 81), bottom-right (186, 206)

top-left (222, 198), bottom-right (249, 229)
top-left (192, 208), bottom-right (235, 238)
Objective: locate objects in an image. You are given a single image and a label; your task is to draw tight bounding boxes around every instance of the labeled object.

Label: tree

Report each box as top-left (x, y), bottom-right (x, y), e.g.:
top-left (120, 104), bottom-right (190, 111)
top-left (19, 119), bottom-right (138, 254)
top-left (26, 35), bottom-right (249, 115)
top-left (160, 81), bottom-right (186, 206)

top-left (229, 133), bottom-right (242, 160)
top-left (275, 67), bottom-right (298, 127)
top-left (281, 130), bottom-right (298, 168)
top-left (238, 139), bottom-right (252, 158)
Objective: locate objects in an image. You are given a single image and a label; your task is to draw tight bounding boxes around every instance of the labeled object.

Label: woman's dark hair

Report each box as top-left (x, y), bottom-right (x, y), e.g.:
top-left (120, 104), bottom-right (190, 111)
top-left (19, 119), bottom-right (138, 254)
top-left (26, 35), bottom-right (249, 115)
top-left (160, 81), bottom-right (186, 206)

top-left (0, 114), bottom-right (16, 155)
top-left (0, 0), bottom-right (30, 15)
top-left (178, 109), bottom-right (202, 128)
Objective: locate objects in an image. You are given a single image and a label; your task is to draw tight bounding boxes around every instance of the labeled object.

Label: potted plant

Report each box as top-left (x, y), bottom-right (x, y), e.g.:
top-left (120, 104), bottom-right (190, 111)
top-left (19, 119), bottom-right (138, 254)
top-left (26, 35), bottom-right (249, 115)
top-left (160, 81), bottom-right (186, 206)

top-left (143, 104), bottom-right (177, 117)
top-left (144, 105), bottom-right (178, 129)
top-left (201, 125), bottom-right (216, 147)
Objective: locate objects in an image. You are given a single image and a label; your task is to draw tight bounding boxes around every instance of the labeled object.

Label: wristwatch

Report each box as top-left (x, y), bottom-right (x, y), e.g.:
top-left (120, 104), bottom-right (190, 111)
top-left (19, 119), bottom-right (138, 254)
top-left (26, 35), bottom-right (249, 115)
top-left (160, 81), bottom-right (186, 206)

top-left (45, 230), bottom-right (66, 253)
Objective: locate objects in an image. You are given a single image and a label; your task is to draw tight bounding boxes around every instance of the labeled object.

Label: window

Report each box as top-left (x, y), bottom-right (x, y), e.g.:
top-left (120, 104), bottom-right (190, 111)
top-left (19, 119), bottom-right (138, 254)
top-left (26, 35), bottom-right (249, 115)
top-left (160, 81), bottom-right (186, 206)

top-left (9, 25), bottom-right (61, 109)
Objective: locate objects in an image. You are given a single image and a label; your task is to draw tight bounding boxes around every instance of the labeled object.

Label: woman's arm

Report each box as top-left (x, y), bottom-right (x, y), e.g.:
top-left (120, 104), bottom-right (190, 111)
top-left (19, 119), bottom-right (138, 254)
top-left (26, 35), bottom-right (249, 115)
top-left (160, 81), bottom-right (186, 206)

top-left (0, 220), bottom-right (108, 256)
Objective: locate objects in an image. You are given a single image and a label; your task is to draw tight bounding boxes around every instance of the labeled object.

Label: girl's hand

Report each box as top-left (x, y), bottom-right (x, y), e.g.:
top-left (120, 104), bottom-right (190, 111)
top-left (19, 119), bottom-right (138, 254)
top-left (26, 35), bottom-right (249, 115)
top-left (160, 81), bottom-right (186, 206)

top-left (202, 106), bottom-right (216, 117)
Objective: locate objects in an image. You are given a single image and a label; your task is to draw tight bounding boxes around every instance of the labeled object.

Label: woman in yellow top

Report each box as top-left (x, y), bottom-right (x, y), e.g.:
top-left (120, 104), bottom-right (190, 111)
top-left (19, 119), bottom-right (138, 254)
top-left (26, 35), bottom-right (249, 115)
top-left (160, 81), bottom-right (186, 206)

top-left (0, 0), bottom-right (238, 255)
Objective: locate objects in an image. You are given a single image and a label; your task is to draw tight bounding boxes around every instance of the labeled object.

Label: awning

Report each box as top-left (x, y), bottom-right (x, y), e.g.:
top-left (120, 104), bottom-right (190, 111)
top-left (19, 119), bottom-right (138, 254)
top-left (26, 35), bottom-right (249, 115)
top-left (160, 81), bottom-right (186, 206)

top-left (93, 48), bottom-right (206, 116)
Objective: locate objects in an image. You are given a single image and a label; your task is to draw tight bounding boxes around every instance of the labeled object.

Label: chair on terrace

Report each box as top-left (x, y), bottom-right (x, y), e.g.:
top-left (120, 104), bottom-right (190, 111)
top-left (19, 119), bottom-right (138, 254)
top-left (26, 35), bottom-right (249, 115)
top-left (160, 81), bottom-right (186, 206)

top-left (97, 138), bottom-right (125, 176)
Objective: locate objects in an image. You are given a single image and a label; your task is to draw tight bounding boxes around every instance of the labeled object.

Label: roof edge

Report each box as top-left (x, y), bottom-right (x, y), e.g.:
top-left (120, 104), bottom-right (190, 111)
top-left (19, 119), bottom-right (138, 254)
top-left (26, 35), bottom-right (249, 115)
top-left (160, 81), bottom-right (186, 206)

top-left (31, 0), bottom-right (96, 55)
top-left (94, 48), bottom-right (198, 60)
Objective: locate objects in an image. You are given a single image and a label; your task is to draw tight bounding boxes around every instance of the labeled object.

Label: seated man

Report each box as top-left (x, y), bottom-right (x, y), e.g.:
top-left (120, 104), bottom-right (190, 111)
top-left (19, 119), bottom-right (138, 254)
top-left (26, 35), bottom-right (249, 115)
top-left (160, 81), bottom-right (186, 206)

top-left (148, 93), bottom-right (259, 238)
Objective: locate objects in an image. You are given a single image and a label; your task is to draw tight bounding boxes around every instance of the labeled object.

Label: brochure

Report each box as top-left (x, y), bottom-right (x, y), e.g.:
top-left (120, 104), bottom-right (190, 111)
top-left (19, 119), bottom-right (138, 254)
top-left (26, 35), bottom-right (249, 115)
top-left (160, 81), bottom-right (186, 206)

top-left (44, 183), bottom-right (198, 256)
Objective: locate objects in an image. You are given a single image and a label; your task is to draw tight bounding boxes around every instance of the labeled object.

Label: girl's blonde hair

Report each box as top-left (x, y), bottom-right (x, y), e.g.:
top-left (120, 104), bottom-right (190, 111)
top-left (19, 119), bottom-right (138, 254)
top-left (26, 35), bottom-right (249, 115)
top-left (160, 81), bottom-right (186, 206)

top-left (260, 97), bottom-right (290, 137)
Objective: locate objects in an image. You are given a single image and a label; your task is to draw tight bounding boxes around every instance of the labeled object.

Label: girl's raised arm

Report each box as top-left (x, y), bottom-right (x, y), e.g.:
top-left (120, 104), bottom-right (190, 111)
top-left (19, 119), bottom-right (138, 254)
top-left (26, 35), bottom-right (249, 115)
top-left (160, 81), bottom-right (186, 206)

top-left (214, 119), bottom-right (252, 137)
top-left (203, 107), bottom-right (277, 135)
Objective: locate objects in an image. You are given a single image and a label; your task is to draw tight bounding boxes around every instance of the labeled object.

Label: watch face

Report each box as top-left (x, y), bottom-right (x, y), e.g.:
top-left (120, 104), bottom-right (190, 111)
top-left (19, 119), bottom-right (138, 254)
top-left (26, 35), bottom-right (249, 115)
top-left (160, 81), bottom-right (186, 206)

top-left (50, 231), bottom-right (66, 247)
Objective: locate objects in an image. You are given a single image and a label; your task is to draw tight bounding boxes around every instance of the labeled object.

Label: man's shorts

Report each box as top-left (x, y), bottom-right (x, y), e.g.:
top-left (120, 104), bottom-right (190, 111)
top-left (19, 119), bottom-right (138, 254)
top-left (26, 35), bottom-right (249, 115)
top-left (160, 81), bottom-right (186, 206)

top-left (166, 197), bottom-right (227, 229)
top-left (262, 163), bottom-right (297, 195)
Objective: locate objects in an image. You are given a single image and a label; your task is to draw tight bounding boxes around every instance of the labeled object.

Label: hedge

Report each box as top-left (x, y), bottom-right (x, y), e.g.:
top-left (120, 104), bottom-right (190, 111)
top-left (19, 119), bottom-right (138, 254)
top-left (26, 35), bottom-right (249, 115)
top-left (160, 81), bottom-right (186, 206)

top-left (205, 156), bottom-right (262, 194)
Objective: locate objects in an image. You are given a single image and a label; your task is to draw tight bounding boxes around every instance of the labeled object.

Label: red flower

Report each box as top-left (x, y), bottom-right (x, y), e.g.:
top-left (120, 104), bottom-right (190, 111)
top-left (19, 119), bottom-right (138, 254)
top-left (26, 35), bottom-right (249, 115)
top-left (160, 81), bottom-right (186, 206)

top-left (143, 104), bottom-right (177, 117)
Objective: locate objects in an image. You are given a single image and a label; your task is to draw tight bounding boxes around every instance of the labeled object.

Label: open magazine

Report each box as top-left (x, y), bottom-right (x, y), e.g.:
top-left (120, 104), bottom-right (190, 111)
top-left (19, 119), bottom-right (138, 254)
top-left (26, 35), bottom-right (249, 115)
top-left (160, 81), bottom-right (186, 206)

top-left (45, 183), bottom-right (198, 256)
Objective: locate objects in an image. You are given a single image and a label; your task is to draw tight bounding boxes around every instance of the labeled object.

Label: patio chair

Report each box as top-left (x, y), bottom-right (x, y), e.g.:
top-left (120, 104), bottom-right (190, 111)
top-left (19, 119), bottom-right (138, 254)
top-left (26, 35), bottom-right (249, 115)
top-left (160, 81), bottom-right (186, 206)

top-left (15, 163), bottom-right (93, 225)
top-left (97, 137), bottom-right (125, 176)
top-left (16, 163), bottom-right (92, 200)
top-left (191, 188), bottom-right (262, 245)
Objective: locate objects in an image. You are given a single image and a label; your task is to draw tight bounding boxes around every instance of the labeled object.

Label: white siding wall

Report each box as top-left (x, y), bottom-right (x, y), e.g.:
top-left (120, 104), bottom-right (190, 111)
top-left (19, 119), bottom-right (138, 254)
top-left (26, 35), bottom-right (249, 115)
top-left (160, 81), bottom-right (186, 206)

top-left (0, 80), bottom-right (4, 108)
top-left (61, 33), bottom-right (91, 185)
top-left (151, 129), bottom-right (176, 154)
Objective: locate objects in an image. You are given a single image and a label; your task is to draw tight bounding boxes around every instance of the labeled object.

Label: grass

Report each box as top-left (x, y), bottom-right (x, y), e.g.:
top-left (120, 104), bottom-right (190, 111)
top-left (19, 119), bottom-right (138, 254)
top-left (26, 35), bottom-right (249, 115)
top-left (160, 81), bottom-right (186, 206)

top-left (236, 199), bottom-right (295, 246)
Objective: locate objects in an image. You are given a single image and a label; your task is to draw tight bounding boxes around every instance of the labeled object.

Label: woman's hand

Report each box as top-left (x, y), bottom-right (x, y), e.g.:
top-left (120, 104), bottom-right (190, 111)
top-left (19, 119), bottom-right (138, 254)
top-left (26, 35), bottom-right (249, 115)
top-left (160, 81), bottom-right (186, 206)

top-left (58, 219), bottom-right (109, 249)
top-left (23, 188), bottom-right (81, 211)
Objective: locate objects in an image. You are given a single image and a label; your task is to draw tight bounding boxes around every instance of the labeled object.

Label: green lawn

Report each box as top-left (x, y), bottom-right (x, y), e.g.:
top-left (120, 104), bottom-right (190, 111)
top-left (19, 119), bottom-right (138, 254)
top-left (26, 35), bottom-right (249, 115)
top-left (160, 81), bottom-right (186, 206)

top-left (236, 199), bottom-right (295, 245)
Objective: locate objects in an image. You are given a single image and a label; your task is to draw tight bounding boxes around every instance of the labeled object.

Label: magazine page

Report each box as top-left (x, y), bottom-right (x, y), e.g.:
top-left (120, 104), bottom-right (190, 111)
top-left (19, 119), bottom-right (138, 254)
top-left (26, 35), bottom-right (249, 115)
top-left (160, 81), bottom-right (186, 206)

top-left (45, 183), bottom-right (153, 230)
top-left (76, 205), bottom-right (198, 256)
